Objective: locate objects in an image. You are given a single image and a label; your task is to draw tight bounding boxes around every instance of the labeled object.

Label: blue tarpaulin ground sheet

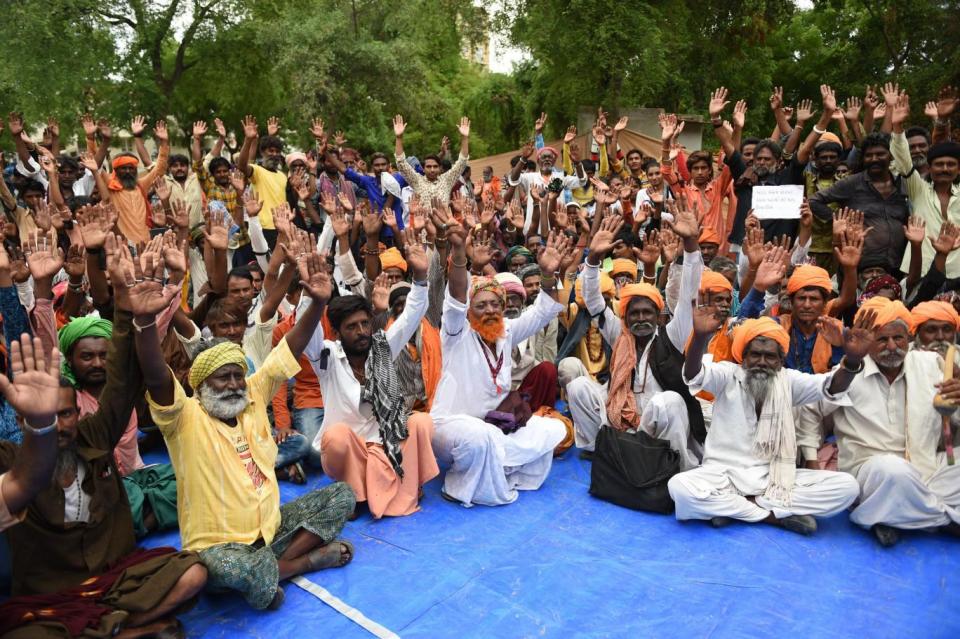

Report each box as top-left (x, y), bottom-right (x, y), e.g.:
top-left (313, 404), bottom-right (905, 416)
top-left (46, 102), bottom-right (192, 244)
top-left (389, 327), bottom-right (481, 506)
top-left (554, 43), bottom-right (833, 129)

top-left (140, 449), bottom-right (958, 638)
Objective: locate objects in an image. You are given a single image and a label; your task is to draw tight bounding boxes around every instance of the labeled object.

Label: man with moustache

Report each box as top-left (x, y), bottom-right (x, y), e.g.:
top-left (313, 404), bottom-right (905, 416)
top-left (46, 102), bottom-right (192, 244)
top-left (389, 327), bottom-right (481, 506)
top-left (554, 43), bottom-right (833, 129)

top-left (142, 248), bottom-right (355, 610)
top-left (911, 301), bottom-right (960, 359)
top-left (309, 227), bottom-right (440, 520)
top-left (564, 201), bottom-right (706, 465)
top-left (668, 313), bottom-right (868, 535)
top-left (800, 297), bottom-right (960, 546)
top-left (507, 138), bottom-right (586, 235)
top-left (429, 210), bottom-right (571, 507)
top-left (809, 132), bottom-right (911, 275)
top-left (237, 116), bottom-right (288, 245)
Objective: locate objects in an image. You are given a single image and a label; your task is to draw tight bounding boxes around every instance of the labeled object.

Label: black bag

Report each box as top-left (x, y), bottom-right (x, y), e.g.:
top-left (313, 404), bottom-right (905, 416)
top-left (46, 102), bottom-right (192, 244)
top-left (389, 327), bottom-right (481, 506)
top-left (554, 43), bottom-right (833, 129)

top-left (589, 426), bottom-right (681, 514)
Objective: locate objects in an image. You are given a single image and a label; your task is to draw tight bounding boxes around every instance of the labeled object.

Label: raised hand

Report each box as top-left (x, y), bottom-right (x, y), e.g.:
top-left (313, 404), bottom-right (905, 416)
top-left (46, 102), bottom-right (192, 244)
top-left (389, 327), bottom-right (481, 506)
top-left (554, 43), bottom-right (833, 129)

top-left (535, 112), bottom-right (548, 134)
top-left (63, 244), bottom-right (86, 279)
top-left (588, 215), bottom-right (625, 258)
top-left (393, 114), bottom-right (407, 137)
top-left (97, 118), bottom-right (112, 139)
top-left (192, 120), bottom-right (207, 138)
top-left (127, 253), bottom-right (178, 317)
top-left (692, 294), bottom-right (725, 336)
top-left (864, 85), bottom-right (879, 110)
top-left (881, 81), bottom-right (900, 106)
top-left (537, 230), bottom-right (571, 275)
top-left (592, 124), bottom-right (606, 146)
top-left (664, 195), bottom-right (699, 239)
top-left (371, 272), bottom-right (390, 312)
top-left (843, 308), bottom-right (877, 361)
top-left (796, 99), bottom-right (815, 125)
top-left (202, 206), bottom-right (230, 251)
top-left (769, 86), bottom-right (783, 111)
top-left (457, 116), bottom-right (471, 137)
top-left (465, 228), bottom-right (494, 271)
top-left (81, 113), bottom-right (97, 137)
top-left (934, 86), bottom-right (958, 119)
top-left (659, 228), bottom-right (680, 264)
top-left (753, 245), bottom-right (788, 291)
top-left (45, 118), bottom-right (60, 138)
top-left (844, 97), bottom-right (862, 122)
top-left (229, 168), bottom-right (246, 193)
top-left (360, 202), bottom-right (383, 238)
top-left (834, 228), bottom-right (865, 269)
top-left (266, 116), bottom-right (280, 136)
top-left (930, 221), bottom-right (960, 255)
top-left (154, 177), bottom-right (172, 203)
top-left (820, 84), bottom-right (837, 113)
top-left (131, 115), bottom-right (147, 137)
top-left (742, 225), bottom-right (765, 268)
top-left (659, 113), bottom-right (678, 141)
top-left (298, 251), bottom-right (333, 304)
top-left (24, 229), bottom-right (64, 280)
top-left (817, 316), bottom-right (845, 347)
top-left (242, 115), bottom-right (258, 139)
top-left (732, 101), bottom-right (747, 129)
top-left (33, 202), bottom-right (53, 232)
top-left (0, 334), bottom-right (61, 425)
top-left (613, 116), bottom-right (629, 132)
top-left (310, 117), bottom-right (325, 141)
top-left (154, 119), bottom-right (169, 142)
top-left (709, 87), bottom-right (730, 118)
top-left (214, 117), bottom-right (227, 138)
top-left (76, 205), bottom-right (108, 248)
top-left (6, 112), bottom-right (23, 136)
top-left (334, 130), bottom-right (347, 147)
top-left (637, 230), bottom-right (661, 267)
top-left (169, 198), bottom-right (189, 230)
top-left (161, 231), bottom-right (188, 280)
top-left (905, 215), bottom-right (926, 244)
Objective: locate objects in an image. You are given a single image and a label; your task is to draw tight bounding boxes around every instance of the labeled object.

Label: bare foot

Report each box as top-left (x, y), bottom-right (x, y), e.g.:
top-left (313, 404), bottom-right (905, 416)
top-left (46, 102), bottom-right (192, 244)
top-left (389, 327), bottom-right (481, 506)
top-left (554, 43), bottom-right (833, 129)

top-left (305, 540), bottom-right (354, 572)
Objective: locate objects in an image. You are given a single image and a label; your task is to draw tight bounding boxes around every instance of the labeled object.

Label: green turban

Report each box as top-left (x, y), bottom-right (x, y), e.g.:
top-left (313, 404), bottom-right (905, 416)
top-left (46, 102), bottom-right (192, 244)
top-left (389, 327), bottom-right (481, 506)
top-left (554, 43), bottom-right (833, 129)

top-left (58, 316), bottom-right (113, 386)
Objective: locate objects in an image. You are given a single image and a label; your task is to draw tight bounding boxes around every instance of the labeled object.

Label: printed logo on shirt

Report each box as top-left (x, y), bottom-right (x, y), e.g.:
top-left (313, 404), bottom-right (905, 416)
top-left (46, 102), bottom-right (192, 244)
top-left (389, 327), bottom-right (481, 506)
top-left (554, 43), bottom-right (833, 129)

top-left (233, 433), bottom-right (267, 492)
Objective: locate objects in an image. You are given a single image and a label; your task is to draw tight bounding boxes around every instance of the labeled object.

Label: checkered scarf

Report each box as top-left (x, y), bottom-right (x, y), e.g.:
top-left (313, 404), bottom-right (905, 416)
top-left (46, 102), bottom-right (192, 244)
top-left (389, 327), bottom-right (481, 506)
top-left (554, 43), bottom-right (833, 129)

top-left (361, 331), bottom-right (410, 477)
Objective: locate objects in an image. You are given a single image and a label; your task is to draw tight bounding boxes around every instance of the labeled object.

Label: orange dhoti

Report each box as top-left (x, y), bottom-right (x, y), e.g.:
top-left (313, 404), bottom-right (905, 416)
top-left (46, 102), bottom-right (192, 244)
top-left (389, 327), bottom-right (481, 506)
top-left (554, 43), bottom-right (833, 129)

top-left (320, 413), bottom-right (439, 519)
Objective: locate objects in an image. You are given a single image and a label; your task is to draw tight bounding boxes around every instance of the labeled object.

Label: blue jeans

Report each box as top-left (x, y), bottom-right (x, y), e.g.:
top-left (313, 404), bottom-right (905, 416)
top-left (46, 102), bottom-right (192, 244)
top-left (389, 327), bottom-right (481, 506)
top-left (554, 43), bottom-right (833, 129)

top-left (292, 407), bottom-right (325, 469)
top-left (274, 429), bottom-right (310, 468)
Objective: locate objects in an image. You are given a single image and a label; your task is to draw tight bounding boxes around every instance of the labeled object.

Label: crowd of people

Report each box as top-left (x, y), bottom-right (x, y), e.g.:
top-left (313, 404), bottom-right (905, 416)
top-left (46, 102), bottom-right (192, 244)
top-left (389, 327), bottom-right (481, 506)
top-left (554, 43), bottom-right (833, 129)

top-left (0, 79), bottom-right (958, 637)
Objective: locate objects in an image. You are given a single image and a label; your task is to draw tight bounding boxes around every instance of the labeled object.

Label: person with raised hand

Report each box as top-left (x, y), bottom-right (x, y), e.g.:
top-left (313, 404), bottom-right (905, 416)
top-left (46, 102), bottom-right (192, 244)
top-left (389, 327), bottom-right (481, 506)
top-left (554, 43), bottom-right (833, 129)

top-left (394, 115), bottom-right (471, 205)
top-left (141, 231), bottom-right (355, 611)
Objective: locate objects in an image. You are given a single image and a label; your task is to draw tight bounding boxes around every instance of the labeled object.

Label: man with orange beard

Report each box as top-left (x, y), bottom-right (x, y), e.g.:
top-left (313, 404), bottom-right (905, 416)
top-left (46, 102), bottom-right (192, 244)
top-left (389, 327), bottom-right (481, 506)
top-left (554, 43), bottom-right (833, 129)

top-left (429, 205), bottom-right (572, 507)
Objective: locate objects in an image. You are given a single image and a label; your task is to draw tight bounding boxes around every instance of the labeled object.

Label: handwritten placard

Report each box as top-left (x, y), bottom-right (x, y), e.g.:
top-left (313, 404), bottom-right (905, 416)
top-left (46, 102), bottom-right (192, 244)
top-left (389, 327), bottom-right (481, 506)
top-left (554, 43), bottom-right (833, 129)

top-left (752, 185), bottom-right (804, 220)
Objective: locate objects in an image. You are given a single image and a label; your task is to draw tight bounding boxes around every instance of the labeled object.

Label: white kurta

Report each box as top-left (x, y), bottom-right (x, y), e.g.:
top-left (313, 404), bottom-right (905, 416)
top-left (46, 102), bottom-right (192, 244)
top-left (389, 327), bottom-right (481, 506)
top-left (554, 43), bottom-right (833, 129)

top-left (430, 283), bottom-right (566, 506)
top-left (304, 282), bottom-right (428, 447)
top-left (799, 351), bottom-right (960, 529)
top-left (667, 362), bottom-right (859, 521)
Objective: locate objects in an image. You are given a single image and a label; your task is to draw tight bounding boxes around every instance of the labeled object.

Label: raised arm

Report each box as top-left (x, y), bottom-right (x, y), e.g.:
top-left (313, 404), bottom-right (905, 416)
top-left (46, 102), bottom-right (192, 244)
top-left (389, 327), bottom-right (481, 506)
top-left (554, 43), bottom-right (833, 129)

top-left (236, 115), bottom-right (259, 178)
top-left (432, 202), bottom-right (468, 303)
top-left (285, 251), bottom-right (333, 359)
top-left (191, 120), bottom-right (207, 164)
top-left (5, 113), bottom-right (33, 169)
top-left (685, 299), bottom-right (725, 382)
top-left (129, 115), bottom-right (151, 165)
top-left (797, 85), bottom-right (837, 164)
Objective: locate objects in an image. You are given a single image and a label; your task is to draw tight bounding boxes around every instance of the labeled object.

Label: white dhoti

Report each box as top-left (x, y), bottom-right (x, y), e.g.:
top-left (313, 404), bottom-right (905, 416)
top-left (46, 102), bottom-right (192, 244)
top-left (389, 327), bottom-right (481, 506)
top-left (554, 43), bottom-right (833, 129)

top-left (432, 414), bottom-right (566, 507)
top-left (668, 464), bottom-right (860, 522)
top-left (565, 376), bottom-right (699, 469)
top-left (849, 454), bottom-right (960, 530)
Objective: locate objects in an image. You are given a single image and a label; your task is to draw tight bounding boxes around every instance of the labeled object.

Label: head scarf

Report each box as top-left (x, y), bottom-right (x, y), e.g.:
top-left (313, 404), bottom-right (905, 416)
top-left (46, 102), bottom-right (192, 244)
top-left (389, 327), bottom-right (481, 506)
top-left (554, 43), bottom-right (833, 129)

top-left (618, 283), bottom-right (664, 317)
top-left (380, 247), bottom-right (408, 273)
top-left (698, 227), bottom-right (721, 246)
top-left (786, 264), bottom-right (832, 296)
top-left (610, 258), bottom-right (638, 281)
top-left (855, 296), bottom-right (912, 332)
top-left (108, 155), bottom-right (140, 191)
top-left (574, 272), bottom-right (615, 308)
top-left (58, 317), bottom-right (113, 386)
top-left (816, 132), bottom-right (842, 146)
top-left (537, 146), bottom-right (559, 160)
top-left (285, 151), bottom-right (308, 167)
top-left (700, 270), bottom-right (734, 294)
top-left (911, 301), bottom-right (960, 335)
top-left (189, 342), bottom-right (248, 390)
top-left (469, 275), bottom-right (506, 306)
top-left (857, 274), bottom-right (902, 306)
top-left (495, 272), bottom-right (526, 301)
top-left (505, 245), bottom-right (534, 266)
top-left (517, 264), bottom-right (542, 282)
top-left (731, 317), bottom-right (790, 363)
top-left (388, 282), bottom-right (411, 309)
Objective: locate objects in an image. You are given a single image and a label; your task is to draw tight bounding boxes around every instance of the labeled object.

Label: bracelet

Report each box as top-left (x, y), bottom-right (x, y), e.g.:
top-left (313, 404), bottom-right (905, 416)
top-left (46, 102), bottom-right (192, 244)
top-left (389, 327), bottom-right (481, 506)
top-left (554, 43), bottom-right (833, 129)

top-left (22, 415), bottom-right (58, 436)
top-left (541, 276), bottom-right (557, 288)
top-left (132, 317), bottom-right (157, 333)
top-left (812, 124), bottom-right (826, 135)
top-left (565, 272), bottom-right (578, 281)
top-left (840, 357), bottom-right (864, 374)
top-left (451, 257), bottom-right (468, 269)
top-left (412, 278), bottom-right (428, 287)
top-left (68, 282), bottom-right (84, 292)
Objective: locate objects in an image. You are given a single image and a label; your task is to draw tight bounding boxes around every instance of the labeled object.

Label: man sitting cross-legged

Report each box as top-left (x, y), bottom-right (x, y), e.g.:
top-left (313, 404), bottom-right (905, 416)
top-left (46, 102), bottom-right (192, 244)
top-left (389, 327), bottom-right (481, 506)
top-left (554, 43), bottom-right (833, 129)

top-left (308, 227), bottom-right (440, 519)
top-left (135, 239), bottom-right (355, 611)
top-left (799, 297), bottom-right (960, 547)
top-left (668, 310), bottom-right (868, 536)
top-left (0, 295), bottom-right (206, 637)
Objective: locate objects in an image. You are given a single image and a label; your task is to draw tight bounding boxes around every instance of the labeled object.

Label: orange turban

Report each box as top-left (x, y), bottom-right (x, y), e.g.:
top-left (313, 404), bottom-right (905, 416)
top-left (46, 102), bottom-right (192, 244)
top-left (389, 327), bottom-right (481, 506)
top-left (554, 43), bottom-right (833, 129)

top-left (786, 264), bottom-right (832, 296)
top-left (731, 317), bottom-right (790, 363)
top-left (700, 270), bottom-right (734, 294)
top-left (698, 227), bottom-right (721, 245)
top-left (910, 301), bottom-right (960, 334)
top-left (618, 283), bottom-right (664, 317)
top-left (112, 155), bottom-right (139, 170)
top-left (380, 247), bottom-right (407, 273)
top-left (574, 272), bottom-right (615, 308)
top-left (610, 258), bottom-right (638, 280)
top-left (855, 296), bottom-right (913, 332)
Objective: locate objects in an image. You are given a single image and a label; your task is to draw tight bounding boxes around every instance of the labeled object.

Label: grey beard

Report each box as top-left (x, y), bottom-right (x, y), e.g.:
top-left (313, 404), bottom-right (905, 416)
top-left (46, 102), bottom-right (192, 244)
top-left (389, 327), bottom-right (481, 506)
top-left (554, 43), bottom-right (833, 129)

top-left (744, 367), bottom-right (775, 407)
top-left (875, 348), bottom-right (907, 370)
top-left (913, 156), bottom-right (928, 169)
top-left (922, 340), bottom-right (952, 357)
top-left (504, 308), bottom-right (521, 319)
top-left (198, 384), bottom-right (249, 420)
top-left (54, 443), bottom-right (79, 486)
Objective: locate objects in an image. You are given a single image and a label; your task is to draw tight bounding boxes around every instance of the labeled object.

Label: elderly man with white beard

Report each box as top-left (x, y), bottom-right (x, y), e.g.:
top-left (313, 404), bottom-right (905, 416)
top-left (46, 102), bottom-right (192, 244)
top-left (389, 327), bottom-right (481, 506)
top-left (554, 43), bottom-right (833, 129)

top-left (140, 245), bottom-right (356, 610)
top-left (910, 301), bottom-right (960, 360)
top-left (799, 297), bottom-right (960, 547)
top-left (667, 308), bottom-right (870, 536)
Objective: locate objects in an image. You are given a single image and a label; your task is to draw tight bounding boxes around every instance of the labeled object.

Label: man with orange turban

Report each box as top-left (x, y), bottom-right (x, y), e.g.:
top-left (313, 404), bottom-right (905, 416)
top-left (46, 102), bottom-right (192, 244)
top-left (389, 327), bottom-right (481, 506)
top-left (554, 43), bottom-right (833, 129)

top-left (563, 211), bottom-right (706, 469)
top-left (556, 270), bottom-right (616, 386)
top-left (738, 255), bottom-right (859, 373)
top-left (798, 297), bottom-right (960, 547)
top-left (379, 247), bottom-right (408, 286)
top-left (698, 227), bottom-right (722, 266)
top-left (911, 300), bottom-right (960, 359)
top-left (97, 121), bottom-right (169, 244)
top-left (669, 307), bottom-right (871, 535)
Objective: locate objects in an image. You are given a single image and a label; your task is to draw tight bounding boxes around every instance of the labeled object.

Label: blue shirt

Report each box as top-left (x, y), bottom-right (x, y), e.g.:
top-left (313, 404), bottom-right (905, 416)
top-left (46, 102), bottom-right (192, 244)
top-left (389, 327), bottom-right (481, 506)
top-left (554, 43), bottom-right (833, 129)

top-left (0, 286), bottom-right (32, 443)
top-left (344, 168), bottom-right (405, 230)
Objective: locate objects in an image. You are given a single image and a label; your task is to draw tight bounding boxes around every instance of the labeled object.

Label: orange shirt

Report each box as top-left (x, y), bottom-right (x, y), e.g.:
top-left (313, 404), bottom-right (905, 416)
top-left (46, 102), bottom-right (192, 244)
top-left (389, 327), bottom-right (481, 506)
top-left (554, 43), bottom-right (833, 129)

top-left (662, 161), bottom-right (735, 249)
top-left (271, 314), bottom-right (324, 430)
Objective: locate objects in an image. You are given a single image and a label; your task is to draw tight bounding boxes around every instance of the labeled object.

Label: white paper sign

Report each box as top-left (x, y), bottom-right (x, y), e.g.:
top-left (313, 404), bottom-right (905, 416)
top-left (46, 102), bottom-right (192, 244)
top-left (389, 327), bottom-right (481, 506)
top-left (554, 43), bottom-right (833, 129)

top-left (751, 185), bottom-right (804, 220)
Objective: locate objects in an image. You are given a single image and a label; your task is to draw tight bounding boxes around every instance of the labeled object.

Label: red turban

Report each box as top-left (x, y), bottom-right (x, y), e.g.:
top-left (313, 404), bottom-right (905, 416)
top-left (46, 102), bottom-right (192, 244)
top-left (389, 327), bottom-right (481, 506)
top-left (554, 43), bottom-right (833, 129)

top-left (537, 146), bottom-right (559, 159)
top-left (910, 301), bottom-right (960, 334)
top-left (700, 270), bottom-right (734, 294)
top-left (731, 317), bottom-right (790, 363)
top-left (618, 283), bottom-right (664, 317)
top-left (854, 296), bottom-right (913, 332)
top-left (786, 265), bottom-right (832, 296)
top-left (698, 227), bottom-right (721, 245)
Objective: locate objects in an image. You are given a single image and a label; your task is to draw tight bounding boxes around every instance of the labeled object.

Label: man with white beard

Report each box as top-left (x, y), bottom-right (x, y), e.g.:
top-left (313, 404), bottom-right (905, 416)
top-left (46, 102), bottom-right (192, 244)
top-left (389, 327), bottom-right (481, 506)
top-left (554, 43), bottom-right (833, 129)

top-left (667, 309), bottom-right (870, 536)
top-left (799, 296), bottom-right (960, 547)
top-left (910, 300), bottom-right (960, 360)
top-left (140, 245), bottom-right (356, 610)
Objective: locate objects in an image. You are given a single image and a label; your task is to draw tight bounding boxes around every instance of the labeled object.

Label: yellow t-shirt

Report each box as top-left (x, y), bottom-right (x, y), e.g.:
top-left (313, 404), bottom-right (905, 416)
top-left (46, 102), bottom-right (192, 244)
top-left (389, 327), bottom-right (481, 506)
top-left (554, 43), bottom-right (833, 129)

top-left (148, 338), bottom-right (301, 551)
top-left (249, 164), bottom-right (288, 230)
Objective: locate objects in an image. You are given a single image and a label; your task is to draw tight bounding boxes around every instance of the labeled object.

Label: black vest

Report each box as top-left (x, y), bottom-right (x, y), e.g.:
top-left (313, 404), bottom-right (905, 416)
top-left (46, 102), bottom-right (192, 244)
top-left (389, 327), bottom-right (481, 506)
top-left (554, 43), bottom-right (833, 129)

top-left (644, 333), bottom-right (706, 444)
